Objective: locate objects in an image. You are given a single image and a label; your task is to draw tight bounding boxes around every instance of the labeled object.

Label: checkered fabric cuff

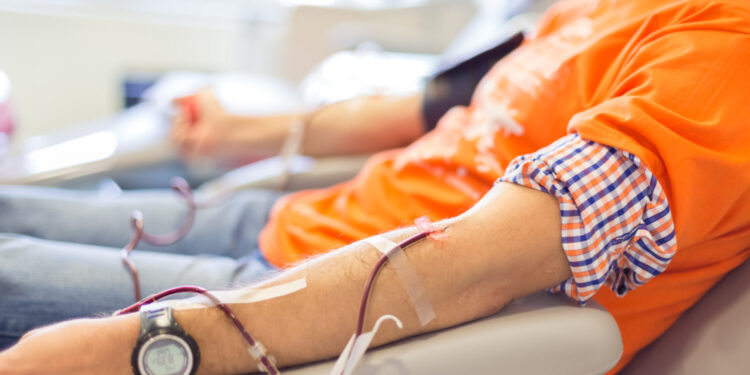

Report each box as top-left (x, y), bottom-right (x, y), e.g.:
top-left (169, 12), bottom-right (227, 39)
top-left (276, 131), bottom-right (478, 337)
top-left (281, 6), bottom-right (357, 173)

top-left (498, 134), bottom-right (677, 304)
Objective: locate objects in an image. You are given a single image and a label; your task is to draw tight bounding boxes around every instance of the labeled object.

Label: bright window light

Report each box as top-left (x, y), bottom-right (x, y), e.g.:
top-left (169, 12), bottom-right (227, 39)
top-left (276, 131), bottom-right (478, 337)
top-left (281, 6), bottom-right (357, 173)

top-left (23, 131), bottom-right (117, 175)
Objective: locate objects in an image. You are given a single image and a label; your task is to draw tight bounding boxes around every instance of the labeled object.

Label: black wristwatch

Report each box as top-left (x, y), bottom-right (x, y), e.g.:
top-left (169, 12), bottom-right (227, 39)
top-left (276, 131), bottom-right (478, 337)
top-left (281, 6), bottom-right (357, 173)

top-left (131, 305), bottom-right (201, 375)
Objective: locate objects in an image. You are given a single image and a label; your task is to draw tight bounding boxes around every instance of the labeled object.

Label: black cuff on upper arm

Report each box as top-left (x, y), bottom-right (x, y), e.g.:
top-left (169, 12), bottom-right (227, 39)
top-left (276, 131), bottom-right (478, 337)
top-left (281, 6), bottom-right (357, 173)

top-left (422, 32), bottom-right (524, 133)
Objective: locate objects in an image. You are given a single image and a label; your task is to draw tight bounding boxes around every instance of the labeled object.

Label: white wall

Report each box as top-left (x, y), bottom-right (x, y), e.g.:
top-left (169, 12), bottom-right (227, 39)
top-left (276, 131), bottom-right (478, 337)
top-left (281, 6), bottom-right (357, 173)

top-left (0, 9), bottom-right (255, 141)
top-left (0, 0), bottom-right (474, 143)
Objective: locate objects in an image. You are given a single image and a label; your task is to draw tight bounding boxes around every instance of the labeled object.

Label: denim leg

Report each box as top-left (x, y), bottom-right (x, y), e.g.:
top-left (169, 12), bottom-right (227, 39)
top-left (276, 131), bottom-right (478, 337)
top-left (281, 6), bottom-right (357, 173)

top-left (0, 234), bottom-right (275, 350)
top-left (0, 186), bottom-right (283, 259)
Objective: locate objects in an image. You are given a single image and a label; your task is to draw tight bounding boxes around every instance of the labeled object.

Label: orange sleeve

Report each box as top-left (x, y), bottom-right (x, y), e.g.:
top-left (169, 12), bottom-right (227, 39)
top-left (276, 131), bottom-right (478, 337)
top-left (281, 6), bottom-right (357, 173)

top-left (567, 9), bottom-right (750, 372)
top-left (568, 18), bottom-right (750, 249)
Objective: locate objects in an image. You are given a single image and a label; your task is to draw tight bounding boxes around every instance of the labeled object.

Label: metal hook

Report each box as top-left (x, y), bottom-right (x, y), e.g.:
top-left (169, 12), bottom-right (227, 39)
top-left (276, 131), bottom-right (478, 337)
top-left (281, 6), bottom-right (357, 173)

top-left (119, 177), bottom-right (234, 302)
top-left (120, 210), bottom-right (144, 302)
top-left (140, 177), bottom-right (197, 246)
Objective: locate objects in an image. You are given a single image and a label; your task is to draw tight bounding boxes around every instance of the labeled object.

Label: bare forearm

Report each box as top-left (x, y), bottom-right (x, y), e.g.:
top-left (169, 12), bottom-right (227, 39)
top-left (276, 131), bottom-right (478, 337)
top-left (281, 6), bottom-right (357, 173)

top-left (180, 182), bottom-right (570, 374)
top-left (181, 227), bottom-right (471, 374)
top-left (227, 95), bottom-right (425, 158)
top-left (303, 94), bottom-right (425, 156)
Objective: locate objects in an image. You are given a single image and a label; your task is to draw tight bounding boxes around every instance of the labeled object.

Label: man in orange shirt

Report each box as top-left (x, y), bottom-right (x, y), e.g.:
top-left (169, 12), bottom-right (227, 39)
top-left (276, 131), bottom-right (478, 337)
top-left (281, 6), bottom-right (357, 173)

top-left (1, 0), bottom-right (749, 373)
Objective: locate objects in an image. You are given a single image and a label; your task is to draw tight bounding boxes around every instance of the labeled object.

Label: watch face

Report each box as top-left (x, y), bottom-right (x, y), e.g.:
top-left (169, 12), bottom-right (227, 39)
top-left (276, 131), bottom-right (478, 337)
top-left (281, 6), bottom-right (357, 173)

top-left (139, 335), bottom-right (193, 375)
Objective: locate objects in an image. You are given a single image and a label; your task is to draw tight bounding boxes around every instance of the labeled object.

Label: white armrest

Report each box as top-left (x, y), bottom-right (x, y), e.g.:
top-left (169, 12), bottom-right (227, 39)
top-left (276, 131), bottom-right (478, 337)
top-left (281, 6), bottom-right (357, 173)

top-left (282, 292), bottom-right (622, 375)
top-left (197, 154), bottom-right (370, 194)
top-left (622, 258), bottom-right (750, 374)
top-left (0, 104), bottom-right (174, 186)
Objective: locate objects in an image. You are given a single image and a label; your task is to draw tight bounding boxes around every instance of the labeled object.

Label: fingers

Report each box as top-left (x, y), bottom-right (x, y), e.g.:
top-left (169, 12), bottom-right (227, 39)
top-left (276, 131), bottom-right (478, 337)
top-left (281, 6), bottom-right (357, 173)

top-left (172, 95), bottom-right (199, 126)
top-left (171, 116), bottom-right (216, 160)
top-left (170, 95), bottom-right (202, 158)
top-left (170, 111), bottom-right (189, 148)
top-left (182, 96), bottom-right (199, 125)
top-left (169, 88), bottom-right (225, 161)
top-left (172, 87), bottom-right (209, 107)
top-left (172, 94), bottom-right (192, 106)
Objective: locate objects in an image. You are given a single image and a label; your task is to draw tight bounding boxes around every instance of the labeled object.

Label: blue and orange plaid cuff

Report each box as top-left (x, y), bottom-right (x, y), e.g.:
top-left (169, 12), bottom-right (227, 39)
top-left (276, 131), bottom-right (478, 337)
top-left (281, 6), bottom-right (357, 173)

top-left (498, 133), bottom-right (677, 304)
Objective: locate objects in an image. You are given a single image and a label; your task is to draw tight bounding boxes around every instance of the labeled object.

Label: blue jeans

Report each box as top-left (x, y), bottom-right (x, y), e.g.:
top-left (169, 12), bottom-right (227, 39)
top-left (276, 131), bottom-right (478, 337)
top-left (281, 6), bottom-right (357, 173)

top-left (0, 186), bottom-right (283, 349)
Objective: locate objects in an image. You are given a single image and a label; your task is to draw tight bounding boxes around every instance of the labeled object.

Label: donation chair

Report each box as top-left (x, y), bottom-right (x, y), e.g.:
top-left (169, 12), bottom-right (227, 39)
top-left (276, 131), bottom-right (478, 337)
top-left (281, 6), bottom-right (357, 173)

top-left (621, 255), bottom-right (750, 374)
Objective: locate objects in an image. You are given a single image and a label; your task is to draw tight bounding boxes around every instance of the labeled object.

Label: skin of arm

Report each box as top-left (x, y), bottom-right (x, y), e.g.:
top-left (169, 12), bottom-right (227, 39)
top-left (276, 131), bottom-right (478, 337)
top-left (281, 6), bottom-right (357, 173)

top-left (0, 182), bottom-right (571, 375)
top-left (171, 91), bottom-right (425, 161)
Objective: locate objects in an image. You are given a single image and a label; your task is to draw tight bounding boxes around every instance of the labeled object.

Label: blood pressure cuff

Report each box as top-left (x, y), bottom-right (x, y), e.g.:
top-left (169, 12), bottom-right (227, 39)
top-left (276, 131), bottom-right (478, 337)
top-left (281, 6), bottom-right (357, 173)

top-left (422, 32), bottom-right (524, 132)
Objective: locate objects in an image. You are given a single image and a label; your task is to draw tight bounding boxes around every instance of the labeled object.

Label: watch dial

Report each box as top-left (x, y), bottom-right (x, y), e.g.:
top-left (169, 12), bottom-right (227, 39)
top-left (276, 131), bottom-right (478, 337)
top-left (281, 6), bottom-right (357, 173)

top-left (143, 337), bottom-right (190, 375)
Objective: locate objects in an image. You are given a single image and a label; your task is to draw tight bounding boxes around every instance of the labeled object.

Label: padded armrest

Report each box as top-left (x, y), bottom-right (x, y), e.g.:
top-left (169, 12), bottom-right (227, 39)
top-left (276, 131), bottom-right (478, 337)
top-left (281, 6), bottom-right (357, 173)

top-left (280, 292), bottom-right (622, 375)
top-left (0, 104), bottom-right (174, 186)
top-left (198, 154), bottom-right (370, 194)
top-left (621, 258), bottom-right (750, 374)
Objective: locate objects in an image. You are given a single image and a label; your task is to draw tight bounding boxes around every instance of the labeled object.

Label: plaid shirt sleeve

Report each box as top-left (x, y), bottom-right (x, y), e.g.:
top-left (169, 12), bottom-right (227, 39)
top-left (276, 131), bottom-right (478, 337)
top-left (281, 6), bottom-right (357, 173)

top-left (497, 133), bottom-right (678, 304)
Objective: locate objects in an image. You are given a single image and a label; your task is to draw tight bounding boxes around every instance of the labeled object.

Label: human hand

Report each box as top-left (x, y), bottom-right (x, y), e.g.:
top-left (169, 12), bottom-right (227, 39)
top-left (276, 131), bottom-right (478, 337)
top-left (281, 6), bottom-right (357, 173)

top-left (170, 89), bottom-right (297, 165)
top-left (170, 89), bottom-right (241, 160)
top-left (0, 316), bottom-right (138, 375)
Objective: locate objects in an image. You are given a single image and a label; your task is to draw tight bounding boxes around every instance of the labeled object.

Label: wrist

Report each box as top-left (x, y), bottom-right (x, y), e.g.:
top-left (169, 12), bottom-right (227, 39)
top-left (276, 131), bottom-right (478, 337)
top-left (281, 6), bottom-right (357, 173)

top-left (225, 113), bottom-right (304, 158)
top-left (132, 306), bottom-right (201, 375)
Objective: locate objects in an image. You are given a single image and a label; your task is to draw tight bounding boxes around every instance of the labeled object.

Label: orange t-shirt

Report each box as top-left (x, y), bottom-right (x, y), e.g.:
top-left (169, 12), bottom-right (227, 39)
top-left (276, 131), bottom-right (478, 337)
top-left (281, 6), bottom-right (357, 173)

top-left (260, 0), bottom-right (750, 371)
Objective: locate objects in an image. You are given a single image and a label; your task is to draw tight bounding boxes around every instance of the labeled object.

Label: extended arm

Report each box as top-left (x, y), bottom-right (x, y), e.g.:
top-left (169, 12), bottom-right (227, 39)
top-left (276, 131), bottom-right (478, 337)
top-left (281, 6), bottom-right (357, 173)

top-left (0, 182), bottom-right (570, 375)
top-left (171, 92), bottom-right (425, 161)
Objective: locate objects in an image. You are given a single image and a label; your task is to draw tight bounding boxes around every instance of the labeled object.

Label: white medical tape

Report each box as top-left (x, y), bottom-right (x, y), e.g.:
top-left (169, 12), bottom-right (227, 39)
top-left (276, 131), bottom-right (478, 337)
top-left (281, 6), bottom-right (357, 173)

top-left (157, 278), bottom-right (307, 310)
top-left (330, 315), bottom-right (403, 375)
top-left (364, 236), bottom-right (436, 326)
